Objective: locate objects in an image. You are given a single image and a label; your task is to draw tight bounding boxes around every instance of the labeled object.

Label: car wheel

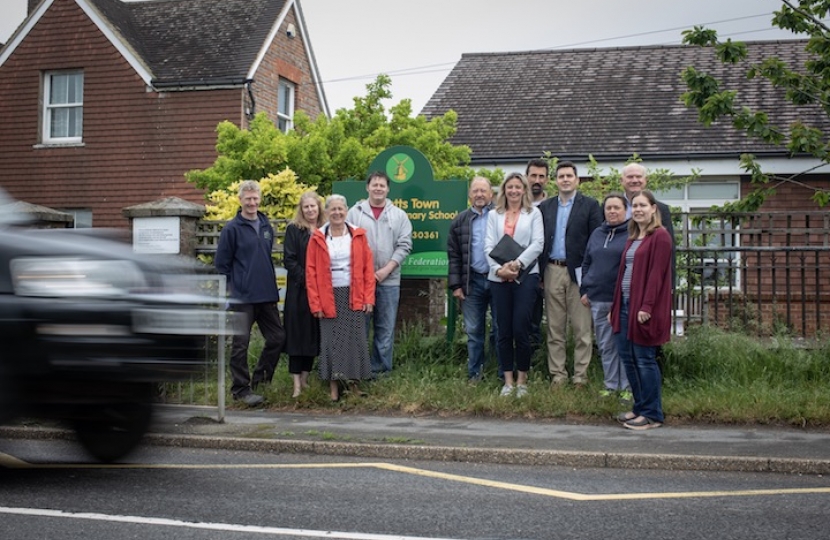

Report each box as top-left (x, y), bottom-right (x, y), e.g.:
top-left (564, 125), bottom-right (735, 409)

top-left (73, 398), bottom-right (153, 462)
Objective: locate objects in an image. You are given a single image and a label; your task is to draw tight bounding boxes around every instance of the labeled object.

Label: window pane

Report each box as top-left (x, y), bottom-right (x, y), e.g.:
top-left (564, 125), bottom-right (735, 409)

top-left (50, 108), bottom-right (68, 138)
top-left (50, 74), bottom-right (69, 104)
top-left (72, 74), bottom-right (83, 103)
top-left (49, 106), bottom-right (82, 138)
top-left (689, 182), bottom-right (739, 199)
top-left (278, 117), bottom-right (288, 132)
top-left (278, 83), bottom-right (289, 115)
top-left (68, 107), bottom-right (82, 137)
top-left (654, 186), bottom-right (684, 200)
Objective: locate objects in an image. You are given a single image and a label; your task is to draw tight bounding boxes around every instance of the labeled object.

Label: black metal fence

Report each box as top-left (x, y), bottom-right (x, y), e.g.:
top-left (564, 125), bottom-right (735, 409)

top-left (195, 211), bottom-right (830, 339)
top-left (674, 211), bottom-right (829, 339)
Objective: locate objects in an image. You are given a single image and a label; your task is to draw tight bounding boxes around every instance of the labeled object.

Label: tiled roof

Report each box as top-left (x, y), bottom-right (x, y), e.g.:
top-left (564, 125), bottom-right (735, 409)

top-left (89, 0), bottom-right (286, 85)
top-left (422, 40), bottom-right (830, 162)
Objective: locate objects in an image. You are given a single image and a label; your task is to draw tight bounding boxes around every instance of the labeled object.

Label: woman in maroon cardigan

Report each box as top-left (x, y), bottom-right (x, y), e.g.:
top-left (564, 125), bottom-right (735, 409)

top-left (610, 190), bottom-right (673, 430)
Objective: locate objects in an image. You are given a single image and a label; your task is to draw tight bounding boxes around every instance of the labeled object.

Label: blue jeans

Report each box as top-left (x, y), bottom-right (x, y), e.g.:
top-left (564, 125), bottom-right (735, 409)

top-left (368, 284), bottom-right (399, 374)
top-left (462, 273), bottom-right (497, 379)
top-left (615, 299), bottom-right (664, 422)
top-left (591, 300), bottom-right (629, 391)
top-left (491, 273), bottom-right (539, 374)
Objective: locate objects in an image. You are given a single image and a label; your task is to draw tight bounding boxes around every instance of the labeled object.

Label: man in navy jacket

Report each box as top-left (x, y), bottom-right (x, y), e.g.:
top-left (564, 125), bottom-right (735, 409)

top-left (447, 177), bottom-right (496, 382)
top-left (215, 180), bottom-right (286, 406)
top-left (538, 161), bottom-right (602, 387)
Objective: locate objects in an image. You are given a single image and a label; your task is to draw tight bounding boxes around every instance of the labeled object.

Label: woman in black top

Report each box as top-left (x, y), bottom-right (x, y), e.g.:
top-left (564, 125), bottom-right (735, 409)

top-left (284, 192), bottom-right (325, 397)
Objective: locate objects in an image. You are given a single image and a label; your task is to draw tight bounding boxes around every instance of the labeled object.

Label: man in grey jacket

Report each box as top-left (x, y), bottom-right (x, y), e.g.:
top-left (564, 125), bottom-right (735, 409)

top-left (347, 171), bottom-right (413, 375)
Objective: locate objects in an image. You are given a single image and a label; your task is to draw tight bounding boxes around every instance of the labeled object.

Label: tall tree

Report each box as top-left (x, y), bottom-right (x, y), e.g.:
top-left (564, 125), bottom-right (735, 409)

top-left (682, 0), bottom-right (830, 209)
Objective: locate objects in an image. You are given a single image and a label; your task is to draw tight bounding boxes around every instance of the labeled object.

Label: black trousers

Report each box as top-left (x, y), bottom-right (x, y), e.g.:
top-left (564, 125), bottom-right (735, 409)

top-left (229, 302), bottom-right (285, 397)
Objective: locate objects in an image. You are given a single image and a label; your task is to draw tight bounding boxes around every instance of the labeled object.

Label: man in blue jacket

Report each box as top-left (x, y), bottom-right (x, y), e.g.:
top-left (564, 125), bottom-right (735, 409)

top-left (447, 177), bottom-right (496, 382)
top-left (215, 180), bottom-right (286, 406)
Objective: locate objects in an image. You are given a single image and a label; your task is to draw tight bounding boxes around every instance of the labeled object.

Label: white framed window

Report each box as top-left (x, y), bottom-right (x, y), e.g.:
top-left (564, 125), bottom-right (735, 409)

top-left (655, 179), bottom-right (740, 212)
top-left (43, 70), bottom-right (84, 144)
top-left (657, 179), bottom-right (743, 291)
top-left (277, 78), bottom-right (295, 133)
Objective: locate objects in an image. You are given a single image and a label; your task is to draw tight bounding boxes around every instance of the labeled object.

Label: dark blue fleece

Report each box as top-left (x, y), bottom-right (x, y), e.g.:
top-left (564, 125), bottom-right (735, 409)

top-left (215, 211), bottom-right (279, 303)
top-left (580, 219), bottom-right (630, 302)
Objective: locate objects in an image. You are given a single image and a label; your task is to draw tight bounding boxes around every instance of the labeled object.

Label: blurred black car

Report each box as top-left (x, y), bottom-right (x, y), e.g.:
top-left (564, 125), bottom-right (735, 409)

top-left (0, 191), bottom-right (227, 461)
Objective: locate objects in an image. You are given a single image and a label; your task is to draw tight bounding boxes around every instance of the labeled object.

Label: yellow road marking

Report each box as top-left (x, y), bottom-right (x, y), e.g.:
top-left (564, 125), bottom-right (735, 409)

top-left (2, 456), bottom-right (828, 501)
top-left (0, 453), bottom-right (31, 469)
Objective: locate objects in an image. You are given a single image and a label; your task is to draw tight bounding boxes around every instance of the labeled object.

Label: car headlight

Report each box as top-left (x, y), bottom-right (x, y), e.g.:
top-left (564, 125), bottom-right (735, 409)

top-left (11, 258), bottom-right (148, 298)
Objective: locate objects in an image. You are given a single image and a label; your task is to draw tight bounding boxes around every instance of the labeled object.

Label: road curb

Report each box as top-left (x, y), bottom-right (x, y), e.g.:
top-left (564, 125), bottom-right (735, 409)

top-left (3, 426), bottom-right (829, 475)
top-left (143, 433), bottom-right (830, 474)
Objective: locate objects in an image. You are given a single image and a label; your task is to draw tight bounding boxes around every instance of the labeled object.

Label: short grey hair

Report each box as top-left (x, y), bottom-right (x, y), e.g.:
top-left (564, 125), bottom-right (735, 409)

top-left (325, 194), bottom-right (348, 209)
top-left (238, 180), bottom-right (261, 198)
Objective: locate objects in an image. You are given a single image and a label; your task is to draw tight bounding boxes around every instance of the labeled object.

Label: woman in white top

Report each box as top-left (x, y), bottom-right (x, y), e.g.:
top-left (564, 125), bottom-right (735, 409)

top-left (485, 172), bottom-right (544, 398)
top-left (306, 195), bottom-right (375, 402)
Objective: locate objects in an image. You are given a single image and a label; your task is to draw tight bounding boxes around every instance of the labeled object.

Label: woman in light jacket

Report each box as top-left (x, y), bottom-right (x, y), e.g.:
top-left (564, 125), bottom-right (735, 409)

top-left (306, 195), bottom-right (375, 402)
top-left (485, 172), bottom-right (544, 398)
top-left (610, 190), bottom-right (673, 430)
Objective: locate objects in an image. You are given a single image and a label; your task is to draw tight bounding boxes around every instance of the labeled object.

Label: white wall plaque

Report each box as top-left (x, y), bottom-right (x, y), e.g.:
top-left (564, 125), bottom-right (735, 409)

top-left (133, 216), bottom-right (180, 254)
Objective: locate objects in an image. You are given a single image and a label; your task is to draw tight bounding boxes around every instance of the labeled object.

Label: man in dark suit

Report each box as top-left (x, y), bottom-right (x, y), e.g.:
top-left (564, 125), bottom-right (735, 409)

top-left (538, 161), bottom-right (602, 387)
top-left (620, 163), bottom-right (676, 284)
top-left (620, 163), bottom-right (674, 239)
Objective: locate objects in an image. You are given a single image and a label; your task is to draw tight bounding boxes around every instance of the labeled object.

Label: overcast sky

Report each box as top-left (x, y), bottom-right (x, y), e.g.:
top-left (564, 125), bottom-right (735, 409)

top-left (0, 0), bottom-right (806, 114)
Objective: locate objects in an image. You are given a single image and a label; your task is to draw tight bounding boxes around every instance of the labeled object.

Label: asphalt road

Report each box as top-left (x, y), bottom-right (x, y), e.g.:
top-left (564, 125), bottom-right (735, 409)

top-left (1, 439), bottom-right (828, 540)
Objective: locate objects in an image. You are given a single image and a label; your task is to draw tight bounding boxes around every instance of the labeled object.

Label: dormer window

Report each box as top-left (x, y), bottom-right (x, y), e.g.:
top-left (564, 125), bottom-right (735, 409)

top-left (43, 70), bottom-right (83, 144)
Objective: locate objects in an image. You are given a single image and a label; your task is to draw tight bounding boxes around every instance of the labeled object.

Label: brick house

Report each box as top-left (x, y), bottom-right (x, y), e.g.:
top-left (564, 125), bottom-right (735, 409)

top-left (0, 0), bottom-right (328, 228)
top-left (423, 41), bottom-right (830, 336)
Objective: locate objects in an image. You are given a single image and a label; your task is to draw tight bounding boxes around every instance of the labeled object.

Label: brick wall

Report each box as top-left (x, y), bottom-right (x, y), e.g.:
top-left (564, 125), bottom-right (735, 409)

top-left (396, 279), bottom-right (448, 336)
top-left (252, 4), bottom-right (325, 125)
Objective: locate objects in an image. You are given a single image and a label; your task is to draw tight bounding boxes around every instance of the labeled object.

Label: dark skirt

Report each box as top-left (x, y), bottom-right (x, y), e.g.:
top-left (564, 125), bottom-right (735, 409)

top-left (284, 285), bottom-right (319, 358)
top-left (318, 287), bottom-right (371, 381)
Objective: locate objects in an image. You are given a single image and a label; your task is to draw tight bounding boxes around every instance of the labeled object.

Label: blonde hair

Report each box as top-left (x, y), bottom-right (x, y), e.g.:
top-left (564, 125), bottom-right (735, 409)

top-left (628, 190), bottom-right (663, 238)
top-left (495, 172), bottom-right (533, 213)
top-left (291, 191), bottom-right (325, 231)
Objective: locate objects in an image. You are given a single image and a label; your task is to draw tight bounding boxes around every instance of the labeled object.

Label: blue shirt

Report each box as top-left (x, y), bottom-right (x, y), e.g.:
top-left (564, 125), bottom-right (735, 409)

top-left (549, 196), bottom-right (573, 260)
top-left (470, 206), bottom-right (489, 274)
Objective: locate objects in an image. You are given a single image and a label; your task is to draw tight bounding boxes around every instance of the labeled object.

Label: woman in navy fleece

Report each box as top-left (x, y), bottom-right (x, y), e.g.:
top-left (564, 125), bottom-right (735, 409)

top-left (580, 193), bottom-right (631, 399)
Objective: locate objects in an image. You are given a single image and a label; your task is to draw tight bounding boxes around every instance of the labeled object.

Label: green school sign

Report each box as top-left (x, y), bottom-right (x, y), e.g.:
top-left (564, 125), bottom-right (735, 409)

top-left (333, 146), bottom-right (468, 278)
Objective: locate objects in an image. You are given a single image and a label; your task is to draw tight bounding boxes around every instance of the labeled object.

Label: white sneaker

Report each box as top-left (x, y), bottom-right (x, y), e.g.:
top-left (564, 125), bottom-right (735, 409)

top-left (516, 385), bottom-right (528, 398)
top-left (499, 385), bottom-right (514, 397)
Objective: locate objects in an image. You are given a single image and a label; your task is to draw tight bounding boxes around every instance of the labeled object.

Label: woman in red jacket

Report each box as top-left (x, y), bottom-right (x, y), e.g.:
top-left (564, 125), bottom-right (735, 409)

top-left (610, 190), bottom-right (672, 430)
top-left (306, 194), bottom-right (375, 402)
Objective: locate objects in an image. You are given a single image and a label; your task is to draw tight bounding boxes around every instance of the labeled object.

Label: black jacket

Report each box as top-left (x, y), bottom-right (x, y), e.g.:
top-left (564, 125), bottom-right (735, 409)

top-left (283, 223), bottom-right (319, 357)
top-left (447, 204), bottom-right (492, 296)
top-left (537, 192), bottom-right (602, 284)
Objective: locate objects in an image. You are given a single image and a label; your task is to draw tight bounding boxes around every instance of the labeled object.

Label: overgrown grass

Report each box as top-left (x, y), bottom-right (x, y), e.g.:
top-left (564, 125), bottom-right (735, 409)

top-left (165, 323), bottom-right (830, 428)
